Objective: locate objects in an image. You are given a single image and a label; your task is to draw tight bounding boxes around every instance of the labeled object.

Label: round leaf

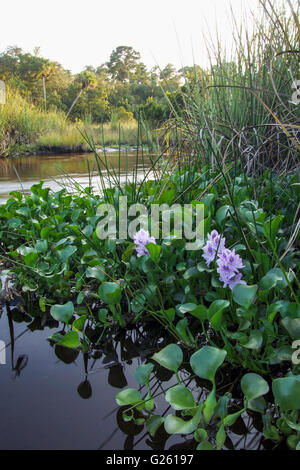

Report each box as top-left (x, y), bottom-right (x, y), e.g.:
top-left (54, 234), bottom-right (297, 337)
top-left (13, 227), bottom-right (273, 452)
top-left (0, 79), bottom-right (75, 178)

top-left (152, 344), bottom-right (183, 373)
top-left (50, 301), bottom-right (74, 324)
top-left (232, 284), bottom-right (257, 309)
top-left (190, 346), bottom-right (227, 383)
top-left (165, 385), bottom-right (196, 410)
top-left (98, 282), bottom-right (122, 305)
top-left (241, 373), bottom-right (269, 402)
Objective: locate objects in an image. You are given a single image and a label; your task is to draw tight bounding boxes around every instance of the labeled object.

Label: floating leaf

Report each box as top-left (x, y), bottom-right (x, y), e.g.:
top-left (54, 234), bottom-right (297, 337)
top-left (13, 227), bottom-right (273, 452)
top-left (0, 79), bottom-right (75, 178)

top-left (86, 266), bottom-right (105, 282)
top-left (146, 243), bottom-right (162, 263)
top-left (72, 314), bottom-right (88, 332)
top-left (240, 330), bottom-right (263, 350)
top-left (190, 346), bottom-right (227, 383)
top-left (50, 301), bottom-right (74, 324)
top-left (116, 388), bottom-right (142, 406)
top-left (241, 373), bottom-right (269, 402)
top-left (98, 282), bottom-right (122, 305)
top-left (134, 363), bottom-right (154, 386)
top-left (57, 330), bottom-right (80, 349)
top-left (146, 415), bottom-right (164, 437)
top-left (152, 344), bottom-right (183, 373)
top-left (281, 317), bottom-right (300, 340)
top-left (272, 376), bottom-right (300, 411)
top-left (164, 407), bottom-right (201, 435)
top-left (232, 284), bottom-right (257, 309)
top-left (165, 385), bottom-right (196, 410)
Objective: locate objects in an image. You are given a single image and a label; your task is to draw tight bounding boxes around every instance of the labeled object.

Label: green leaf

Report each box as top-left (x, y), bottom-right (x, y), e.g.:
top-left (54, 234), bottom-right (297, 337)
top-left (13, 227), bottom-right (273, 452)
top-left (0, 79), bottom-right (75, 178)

top-left (208, 299), bottom-right (230, 319)
top-left (72, 315), bottom-right (88, 332)
top-left (208, 300), bottom-right (230, 331)
top-left (281, 317), bottom-right (300, 340)
top-left (194, 428), bottom-right (208, 443)
top-left (116, 388), bottom-right (142, 406)
top-left (216, 424), bottom-right (226, 450)
top-left (178, 303), bottom-right (198, 313)
top-left (216, 205), bottom-right (232, 225)
top-left (86, 266), bottom-right (105, 282)
top-left (134, 363), bottom-right (154, 386)
top-left (164, 407), bottom-right (201, 435)
top-left (132, 294), bottom-right (146, 314)
top-left (240, 330), bottom-right (263, 350)
top-left (57, 330), bottom-right (80, 349)
top-left (179, 303), bottom-right (207, 322)
top-left (232, 284), bottom-right (258, 309)
top-left (50, 301), bottom-right (74, 324)
top-left (196, 441), bottom-right (214, 450)
top-left (98, 282), bottom-right (122, 304)
top-left (165, 385), bottom-right (196, 410)
top-left (261, 268), bottom-right (289, 290)
top-left (190, 346), bottom-right (227, 383)
top-left (152, 344), bottom-right (183, 373)
top-left (247, 396), bottom-right (266, 414)
top-left (203, 389), bottom-right (217, 424)
top-left (223, 410), bottom-right (244, 427)
top-left (57, 245), bottom-right (77, 262)
top-left (241, 373), bottom-right (269, 402)
top-left (146, 243), bottom-right (162, 263)
top-left (146, 415), bottom-right (164, 437)
top-left (272, 376), bottom-right (300, 411)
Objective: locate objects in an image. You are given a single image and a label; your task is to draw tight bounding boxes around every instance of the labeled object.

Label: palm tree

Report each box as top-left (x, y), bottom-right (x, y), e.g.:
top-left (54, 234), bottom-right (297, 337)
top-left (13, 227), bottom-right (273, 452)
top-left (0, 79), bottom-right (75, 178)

top-left (66, 71), bottom-right (97, 118)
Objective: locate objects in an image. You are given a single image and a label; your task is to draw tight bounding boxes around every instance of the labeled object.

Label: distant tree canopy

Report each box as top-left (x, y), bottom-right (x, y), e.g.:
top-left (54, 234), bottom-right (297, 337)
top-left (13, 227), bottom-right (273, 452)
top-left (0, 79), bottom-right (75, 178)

top-left (0, 45), bottom-right (202, 127)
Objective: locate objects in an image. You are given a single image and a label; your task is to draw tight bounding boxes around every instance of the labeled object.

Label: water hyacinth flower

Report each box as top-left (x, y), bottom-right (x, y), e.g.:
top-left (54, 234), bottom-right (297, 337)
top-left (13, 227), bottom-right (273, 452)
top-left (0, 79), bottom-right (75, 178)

top-left (203, 230), bottom-right (246, 290)
top-left (133, 229), bottom-right (156, 257)
top-left (202, 230), bottom-right (226, 267)
top-left (217, 248), bottom-right (246, 290)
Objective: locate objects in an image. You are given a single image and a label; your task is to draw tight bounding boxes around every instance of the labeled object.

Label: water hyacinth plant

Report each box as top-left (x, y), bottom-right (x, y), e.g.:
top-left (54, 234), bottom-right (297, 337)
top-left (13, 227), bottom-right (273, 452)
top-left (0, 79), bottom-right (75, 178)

top-left (203, 231), bottom-right (246, 290)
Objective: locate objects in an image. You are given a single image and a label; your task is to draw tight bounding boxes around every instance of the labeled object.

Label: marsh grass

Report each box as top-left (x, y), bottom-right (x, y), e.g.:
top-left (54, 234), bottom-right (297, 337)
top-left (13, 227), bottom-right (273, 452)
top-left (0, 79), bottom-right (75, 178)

top-left (0, 88), bottom-right (147, 156)
top-left (164, 0), bottom-right (300, 176)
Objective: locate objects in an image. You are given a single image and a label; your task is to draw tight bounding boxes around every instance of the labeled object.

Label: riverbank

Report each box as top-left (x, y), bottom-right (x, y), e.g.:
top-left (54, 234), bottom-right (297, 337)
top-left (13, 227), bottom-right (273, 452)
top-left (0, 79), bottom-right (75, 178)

top-left (0, 87), bottom-right (149, 158)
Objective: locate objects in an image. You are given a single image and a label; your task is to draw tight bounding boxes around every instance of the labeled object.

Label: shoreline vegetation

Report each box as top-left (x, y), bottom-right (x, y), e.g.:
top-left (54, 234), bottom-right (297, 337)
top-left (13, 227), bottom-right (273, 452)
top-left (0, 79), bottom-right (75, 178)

top-left (0, 88), bottom-right (151, 157)
top-left (0, 0), bottom-right (300, 451)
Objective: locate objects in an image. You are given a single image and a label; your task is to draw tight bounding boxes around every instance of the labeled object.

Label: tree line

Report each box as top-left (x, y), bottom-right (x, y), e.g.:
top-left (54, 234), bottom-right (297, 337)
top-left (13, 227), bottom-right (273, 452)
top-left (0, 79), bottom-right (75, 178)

top-left (0, 45), bottom-right (200, 127)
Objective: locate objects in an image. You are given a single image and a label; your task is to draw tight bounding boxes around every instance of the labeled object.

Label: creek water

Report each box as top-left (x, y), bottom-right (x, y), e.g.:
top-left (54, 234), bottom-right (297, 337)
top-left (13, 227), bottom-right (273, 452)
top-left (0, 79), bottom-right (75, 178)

top-left (0, 150), bottom-right (154, 204)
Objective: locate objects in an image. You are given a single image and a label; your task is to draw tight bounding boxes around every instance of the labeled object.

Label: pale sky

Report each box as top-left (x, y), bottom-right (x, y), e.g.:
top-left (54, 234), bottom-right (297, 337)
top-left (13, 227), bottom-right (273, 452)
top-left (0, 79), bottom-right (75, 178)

top-left (1, 0), bottom-right (261, 73)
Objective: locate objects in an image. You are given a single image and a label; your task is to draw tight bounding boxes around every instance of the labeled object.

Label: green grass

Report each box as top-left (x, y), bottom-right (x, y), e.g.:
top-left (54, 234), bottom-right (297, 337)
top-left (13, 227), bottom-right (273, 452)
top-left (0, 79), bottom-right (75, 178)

top-left (0, 87), bottom-right (147, 156)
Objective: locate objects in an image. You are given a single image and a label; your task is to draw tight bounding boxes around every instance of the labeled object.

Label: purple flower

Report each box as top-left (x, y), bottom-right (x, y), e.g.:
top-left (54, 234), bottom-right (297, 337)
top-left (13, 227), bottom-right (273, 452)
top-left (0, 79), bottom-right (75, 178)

top-left (228, 272), bottom-right (247, 290)
top-left (217, 248), bottom-right (246, 290)
top-left (133, 229), bottom-right (156, 257)
top-left (203, 231), bottom-right (246, 289)
top-left (202, 230), bottom-right (226, 266)
top-left (217, 248), bottom-right (244, 271)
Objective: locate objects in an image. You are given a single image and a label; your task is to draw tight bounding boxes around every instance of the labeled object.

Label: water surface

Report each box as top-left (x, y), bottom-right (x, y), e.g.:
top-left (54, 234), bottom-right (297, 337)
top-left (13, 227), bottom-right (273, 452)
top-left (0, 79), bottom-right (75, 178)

top-left (0, 151), bottom-right (153, 203)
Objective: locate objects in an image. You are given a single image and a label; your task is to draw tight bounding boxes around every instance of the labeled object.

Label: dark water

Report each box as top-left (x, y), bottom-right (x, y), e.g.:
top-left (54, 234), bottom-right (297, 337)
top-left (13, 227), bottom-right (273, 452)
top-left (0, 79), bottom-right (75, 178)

top-left (0, 304), bottom-right (181, 450)
top-left (0, 151), bottom-right (154, 203)
top-left (0, 300), bottom-right (276, 450)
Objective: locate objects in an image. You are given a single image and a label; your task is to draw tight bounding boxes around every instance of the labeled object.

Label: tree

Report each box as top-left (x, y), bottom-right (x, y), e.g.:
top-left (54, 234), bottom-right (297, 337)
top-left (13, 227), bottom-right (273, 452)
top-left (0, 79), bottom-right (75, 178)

top-left (106, 46), bottom-right (141, 82)
top-left (36, 60), bottom-right (57, 109)
top-left (66, 71), bottom-right (97, 118)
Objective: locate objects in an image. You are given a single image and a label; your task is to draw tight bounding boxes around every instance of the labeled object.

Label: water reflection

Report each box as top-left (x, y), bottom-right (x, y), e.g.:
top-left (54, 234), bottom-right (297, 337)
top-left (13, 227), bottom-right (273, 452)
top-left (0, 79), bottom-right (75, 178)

top-left (0, 151), bottom-right (154, 203)
top-left (0, 297), bottom-right (285, 450)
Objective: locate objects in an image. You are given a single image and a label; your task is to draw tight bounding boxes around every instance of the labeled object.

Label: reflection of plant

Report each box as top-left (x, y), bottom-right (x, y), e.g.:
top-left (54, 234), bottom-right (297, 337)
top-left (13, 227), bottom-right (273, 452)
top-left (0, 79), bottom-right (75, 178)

top-left (116, 344), bottom-right (300, 450)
